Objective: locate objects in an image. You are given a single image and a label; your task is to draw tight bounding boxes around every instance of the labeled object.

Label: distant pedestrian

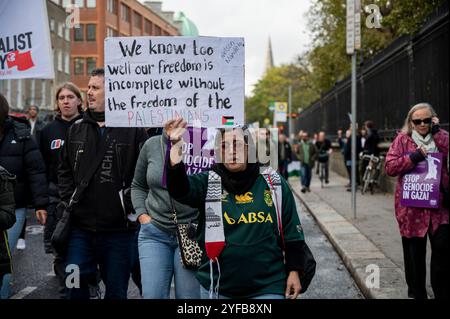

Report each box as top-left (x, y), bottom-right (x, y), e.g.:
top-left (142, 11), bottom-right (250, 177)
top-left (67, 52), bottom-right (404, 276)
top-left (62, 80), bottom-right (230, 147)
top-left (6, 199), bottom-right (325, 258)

top-left (295, 132), bottom-right (317, 193)
top-left (344, 128), bottom-right (362, 190)
top-left (315, 132), bottom-right (332, 183)
top-left (385, 103), bottom-right (449, 299)
top-left (278, 133), bottom-right (292, 179)
top-left (27, 105), bottom-right (45, 144)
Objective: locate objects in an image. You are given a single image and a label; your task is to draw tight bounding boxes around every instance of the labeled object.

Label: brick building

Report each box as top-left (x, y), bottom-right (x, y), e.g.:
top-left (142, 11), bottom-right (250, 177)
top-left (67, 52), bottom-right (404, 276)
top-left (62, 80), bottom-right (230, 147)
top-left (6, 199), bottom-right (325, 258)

top-left (55, 0), bottom-right (181, 97)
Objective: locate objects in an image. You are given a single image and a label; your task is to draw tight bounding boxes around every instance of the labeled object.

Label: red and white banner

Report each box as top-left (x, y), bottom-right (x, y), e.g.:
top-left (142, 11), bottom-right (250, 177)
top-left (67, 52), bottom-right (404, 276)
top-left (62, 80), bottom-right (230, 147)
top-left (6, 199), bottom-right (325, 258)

top-left (0, 0), bottom-right (54, 79)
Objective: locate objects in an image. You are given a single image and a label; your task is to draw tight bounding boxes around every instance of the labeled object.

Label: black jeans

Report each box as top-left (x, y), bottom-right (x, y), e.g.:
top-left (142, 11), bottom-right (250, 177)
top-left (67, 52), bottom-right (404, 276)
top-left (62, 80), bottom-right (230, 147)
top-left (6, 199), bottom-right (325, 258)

top-left (402, 224), bottom-right (449, 299)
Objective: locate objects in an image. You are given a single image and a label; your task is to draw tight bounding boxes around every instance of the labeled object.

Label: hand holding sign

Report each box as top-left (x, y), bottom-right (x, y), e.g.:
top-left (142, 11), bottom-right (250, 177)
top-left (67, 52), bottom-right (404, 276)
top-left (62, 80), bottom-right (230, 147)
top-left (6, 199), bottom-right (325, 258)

top-left (166, 118), bottom-right (187, 143)
top-left (167, 118), bottom-right (187, 166)
top-left (417, 145), bottom-right (428, 158)
top-left (401, 152), bottom-right (443, 208)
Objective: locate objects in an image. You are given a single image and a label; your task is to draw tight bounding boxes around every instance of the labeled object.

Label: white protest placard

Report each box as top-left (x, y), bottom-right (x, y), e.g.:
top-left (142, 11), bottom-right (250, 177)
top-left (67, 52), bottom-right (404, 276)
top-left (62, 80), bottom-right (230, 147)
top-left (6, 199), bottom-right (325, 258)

top-left (104, 36), bottom-right (245, 128)
top-left (0, 0), bottom-right (54, 79)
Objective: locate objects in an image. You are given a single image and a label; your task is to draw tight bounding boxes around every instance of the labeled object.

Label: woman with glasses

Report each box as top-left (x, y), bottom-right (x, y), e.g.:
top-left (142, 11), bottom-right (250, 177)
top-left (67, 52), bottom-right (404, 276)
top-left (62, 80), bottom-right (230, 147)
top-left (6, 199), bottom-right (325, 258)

top-left (166, 118), bottom-right (313, 299)
top-left (385, 103), bottom-right (449, 299)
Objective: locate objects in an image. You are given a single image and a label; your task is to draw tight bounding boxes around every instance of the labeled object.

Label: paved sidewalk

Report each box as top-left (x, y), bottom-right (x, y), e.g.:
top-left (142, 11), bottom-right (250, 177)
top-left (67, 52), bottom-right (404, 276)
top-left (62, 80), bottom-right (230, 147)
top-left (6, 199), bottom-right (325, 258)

top-left (289, 171), bottom-right (415, 299)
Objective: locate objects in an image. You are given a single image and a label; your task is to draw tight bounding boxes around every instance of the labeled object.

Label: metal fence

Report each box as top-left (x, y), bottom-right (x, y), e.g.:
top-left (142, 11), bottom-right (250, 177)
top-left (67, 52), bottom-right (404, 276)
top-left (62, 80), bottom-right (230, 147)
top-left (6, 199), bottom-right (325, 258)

top-left (295, 4), bottom-right (449, 141)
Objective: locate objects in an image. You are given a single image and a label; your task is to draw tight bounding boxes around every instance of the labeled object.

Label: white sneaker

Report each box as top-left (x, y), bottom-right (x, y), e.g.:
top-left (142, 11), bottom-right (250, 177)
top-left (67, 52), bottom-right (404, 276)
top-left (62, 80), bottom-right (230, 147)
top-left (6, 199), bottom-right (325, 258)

top-left (16, 238), bottom-right (26, 250)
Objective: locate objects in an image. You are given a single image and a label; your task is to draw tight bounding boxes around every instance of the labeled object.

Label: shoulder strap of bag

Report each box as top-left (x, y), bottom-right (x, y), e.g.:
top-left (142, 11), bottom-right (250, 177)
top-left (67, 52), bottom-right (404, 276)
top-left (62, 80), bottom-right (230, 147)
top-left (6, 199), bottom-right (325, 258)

top-left (67, 131), bottom-right (110, 210)
top-left (261, 166), bottom-right (285, 249)
top-left (160, 135), bottom-right (180, 223)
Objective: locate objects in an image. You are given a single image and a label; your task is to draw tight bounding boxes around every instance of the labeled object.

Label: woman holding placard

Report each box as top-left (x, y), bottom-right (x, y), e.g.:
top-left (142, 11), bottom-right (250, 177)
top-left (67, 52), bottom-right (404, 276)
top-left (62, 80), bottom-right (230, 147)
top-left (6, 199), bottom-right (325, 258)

top-left (385, 103), bottom-right (449, 299)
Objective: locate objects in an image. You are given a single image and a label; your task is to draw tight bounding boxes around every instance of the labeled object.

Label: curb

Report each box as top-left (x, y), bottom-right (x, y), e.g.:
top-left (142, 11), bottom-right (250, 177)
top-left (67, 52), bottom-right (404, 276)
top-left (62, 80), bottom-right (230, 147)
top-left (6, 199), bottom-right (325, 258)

top-left (290, 182), bottom-right (406, 299)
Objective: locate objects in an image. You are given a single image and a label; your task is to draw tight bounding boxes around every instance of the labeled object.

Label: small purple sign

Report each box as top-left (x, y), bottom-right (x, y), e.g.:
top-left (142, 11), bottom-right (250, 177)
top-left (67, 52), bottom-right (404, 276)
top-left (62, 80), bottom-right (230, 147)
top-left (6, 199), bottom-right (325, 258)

top-left (181, 127), bottom-right (215, 175)
top-left (401, 152), bottom-right (443, 209)
top-left (162, 127), bottom-right (216, 187)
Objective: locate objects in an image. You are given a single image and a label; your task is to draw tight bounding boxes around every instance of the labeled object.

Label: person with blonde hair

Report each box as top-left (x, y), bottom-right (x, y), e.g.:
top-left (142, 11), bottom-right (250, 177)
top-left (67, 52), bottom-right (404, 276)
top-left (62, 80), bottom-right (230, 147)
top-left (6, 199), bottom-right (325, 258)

top-left (385, 102), bottom-right (449, 299)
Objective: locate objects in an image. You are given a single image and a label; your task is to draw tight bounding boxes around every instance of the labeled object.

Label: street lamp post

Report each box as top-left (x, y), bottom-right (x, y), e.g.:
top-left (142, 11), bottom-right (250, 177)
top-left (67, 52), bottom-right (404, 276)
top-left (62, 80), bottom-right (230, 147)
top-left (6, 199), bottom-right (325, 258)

top-left (347, 0), bottom-right (360, 219)
top-left (288, 85), bottom-right (292, 139)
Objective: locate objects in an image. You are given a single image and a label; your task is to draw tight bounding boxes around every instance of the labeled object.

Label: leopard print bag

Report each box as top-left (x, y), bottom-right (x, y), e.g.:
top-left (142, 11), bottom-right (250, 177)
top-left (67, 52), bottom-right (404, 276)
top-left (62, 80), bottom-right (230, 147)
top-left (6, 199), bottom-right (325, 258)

top-left (163, 136), bottom-right (202, 269)
top-left (174, 220), bottom-right (203, 270)
top-left (170, 199), bottom-right (202, 270)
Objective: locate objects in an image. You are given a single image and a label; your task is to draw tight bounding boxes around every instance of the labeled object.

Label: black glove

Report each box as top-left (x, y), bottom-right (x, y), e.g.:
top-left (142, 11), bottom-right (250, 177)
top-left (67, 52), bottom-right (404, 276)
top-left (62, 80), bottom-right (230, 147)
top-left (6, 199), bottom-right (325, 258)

top-left (409, 149), bottom-right (426, 164)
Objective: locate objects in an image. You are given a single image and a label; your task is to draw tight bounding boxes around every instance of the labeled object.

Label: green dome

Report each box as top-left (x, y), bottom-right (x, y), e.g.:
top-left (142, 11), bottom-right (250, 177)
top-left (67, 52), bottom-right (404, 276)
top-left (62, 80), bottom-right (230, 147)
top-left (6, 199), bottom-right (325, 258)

top-left (174, 11), bottom-right (199, 36)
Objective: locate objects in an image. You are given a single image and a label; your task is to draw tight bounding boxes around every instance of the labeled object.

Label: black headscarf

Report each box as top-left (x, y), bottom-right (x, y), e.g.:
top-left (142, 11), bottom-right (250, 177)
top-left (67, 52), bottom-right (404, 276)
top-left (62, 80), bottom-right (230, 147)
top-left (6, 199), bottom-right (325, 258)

top-left (212, 162), bottom-right (261, 195)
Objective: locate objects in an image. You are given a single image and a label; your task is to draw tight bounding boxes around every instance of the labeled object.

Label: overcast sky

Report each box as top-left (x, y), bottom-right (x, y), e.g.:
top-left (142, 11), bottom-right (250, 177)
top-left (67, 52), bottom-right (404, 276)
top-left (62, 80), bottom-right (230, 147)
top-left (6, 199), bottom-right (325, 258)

top-left (147, 0), bottom-right (313, 96)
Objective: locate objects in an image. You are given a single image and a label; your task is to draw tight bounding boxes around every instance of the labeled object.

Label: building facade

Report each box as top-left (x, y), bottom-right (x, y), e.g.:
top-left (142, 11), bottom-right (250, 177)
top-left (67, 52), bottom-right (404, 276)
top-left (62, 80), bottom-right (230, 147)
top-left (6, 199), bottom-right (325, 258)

top-left (3, 0), bottom-right (70, 112)
top-left (53, 0), bottom-right (181, 97)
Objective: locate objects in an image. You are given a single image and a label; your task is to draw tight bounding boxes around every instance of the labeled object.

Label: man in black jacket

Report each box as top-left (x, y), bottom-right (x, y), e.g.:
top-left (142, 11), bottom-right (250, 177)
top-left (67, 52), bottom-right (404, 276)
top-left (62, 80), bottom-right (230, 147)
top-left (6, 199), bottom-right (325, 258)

top-left (278, 133), bottom-right (292, 179)
top-left (58, 69), bottom-right (148, 299)
top-left (39, 82), bottom-right (84, 297)
top-left (0, 94), bottom-right (48, 299)
top-left (363, 120), bottom-right (380, 156)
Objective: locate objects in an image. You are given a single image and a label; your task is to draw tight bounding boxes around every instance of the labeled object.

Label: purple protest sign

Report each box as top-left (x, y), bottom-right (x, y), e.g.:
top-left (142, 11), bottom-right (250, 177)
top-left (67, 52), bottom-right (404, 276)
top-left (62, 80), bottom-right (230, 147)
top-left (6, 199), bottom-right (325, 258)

top-left (162, 127), bottom-right (216, 187)
top-left (400, 152), bottom-right (443, 209)
top-left (181, 127), bottom-right (216, 175)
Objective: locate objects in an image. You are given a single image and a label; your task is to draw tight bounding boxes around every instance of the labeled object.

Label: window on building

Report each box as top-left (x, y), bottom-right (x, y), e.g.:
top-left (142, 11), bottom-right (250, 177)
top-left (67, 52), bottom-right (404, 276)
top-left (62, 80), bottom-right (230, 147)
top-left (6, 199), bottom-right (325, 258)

top-left (62, 0), bottom-right (71, 8)
top-left (133, 12), bottom-right (142, 29)
top-left (50, 19), bottom-right (55, 32)
top-left (86, 0), bottom-right (96, 8)
top-left (106, 27), bottom-right (117, 37)
top-left (144, 19), bottom-right (152, 34)
top-left (107, 0), bottom-right (117, 14)
top-left (58, 22), bottom-right (64, 37)
top-left (75, 0), bottom-right (83, 7)
top-left (154, 25), bottom-right (161, 36)
top-left (86, 57), bottom-right (97, 74)
top-left (65, 53), bottom-right (70, 74)
top-left (86, 24), bottom-right (96, 41)
top-left (57, 50), bottom-right (63, 71)
top-left (74, 24), bottom-right (84, 41)
top-left (65, 27), bottom-right (70, 41)
top-left (74, 58), bottom-right (85, 75)
top-left (120, 4), bottom-right (130, 22)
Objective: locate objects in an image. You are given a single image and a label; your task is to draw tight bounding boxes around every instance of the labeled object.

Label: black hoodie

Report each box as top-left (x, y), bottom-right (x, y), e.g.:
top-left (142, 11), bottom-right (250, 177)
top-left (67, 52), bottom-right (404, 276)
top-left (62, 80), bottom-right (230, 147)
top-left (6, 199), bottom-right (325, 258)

top-left (58, 111), bottom-right (148, 232)
top-left (39, 114), bottom-right (83, 203)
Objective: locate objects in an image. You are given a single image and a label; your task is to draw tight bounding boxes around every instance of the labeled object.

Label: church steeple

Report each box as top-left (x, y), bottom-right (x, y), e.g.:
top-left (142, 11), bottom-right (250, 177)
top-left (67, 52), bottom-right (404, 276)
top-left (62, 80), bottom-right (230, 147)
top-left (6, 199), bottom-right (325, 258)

top-left (265, 37), bottom-right (274, 73)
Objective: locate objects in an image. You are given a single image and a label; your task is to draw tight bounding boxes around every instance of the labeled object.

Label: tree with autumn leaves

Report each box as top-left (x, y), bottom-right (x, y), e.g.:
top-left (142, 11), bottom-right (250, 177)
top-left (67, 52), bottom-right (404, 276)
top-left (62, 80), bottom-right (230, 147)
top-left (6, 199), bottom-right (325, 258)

top-left (245, 0), bottom-right (446, 125)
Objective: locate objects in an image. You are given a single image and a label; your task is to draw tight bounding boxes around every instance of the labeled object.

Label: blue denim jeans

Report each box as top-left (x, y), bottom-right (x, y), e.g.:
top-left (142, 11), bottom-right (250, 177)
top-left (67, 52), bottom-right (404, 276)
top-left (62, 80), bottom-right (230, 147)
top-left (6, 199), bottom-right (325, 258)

top-left (1, 207), bottom-right (27, 299)
top-left (200, 286), bottom-right (285, 299)
top-left (301, 164), bottom-right (312, 188)
top-left (64, 228), bottom-right (134, 299)
top-left (138, 222), bottom-right (200, 299)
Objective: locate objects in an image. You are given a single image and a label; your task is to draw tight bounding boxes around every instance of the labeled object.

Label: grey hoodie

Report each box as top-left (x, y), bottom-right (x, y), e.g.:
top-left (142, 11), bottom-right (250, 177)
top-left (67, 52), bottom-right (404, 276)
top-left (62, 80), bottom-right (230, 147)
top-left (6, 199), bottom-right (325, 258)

top-left (131, 130), bottom-right (198, 233)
